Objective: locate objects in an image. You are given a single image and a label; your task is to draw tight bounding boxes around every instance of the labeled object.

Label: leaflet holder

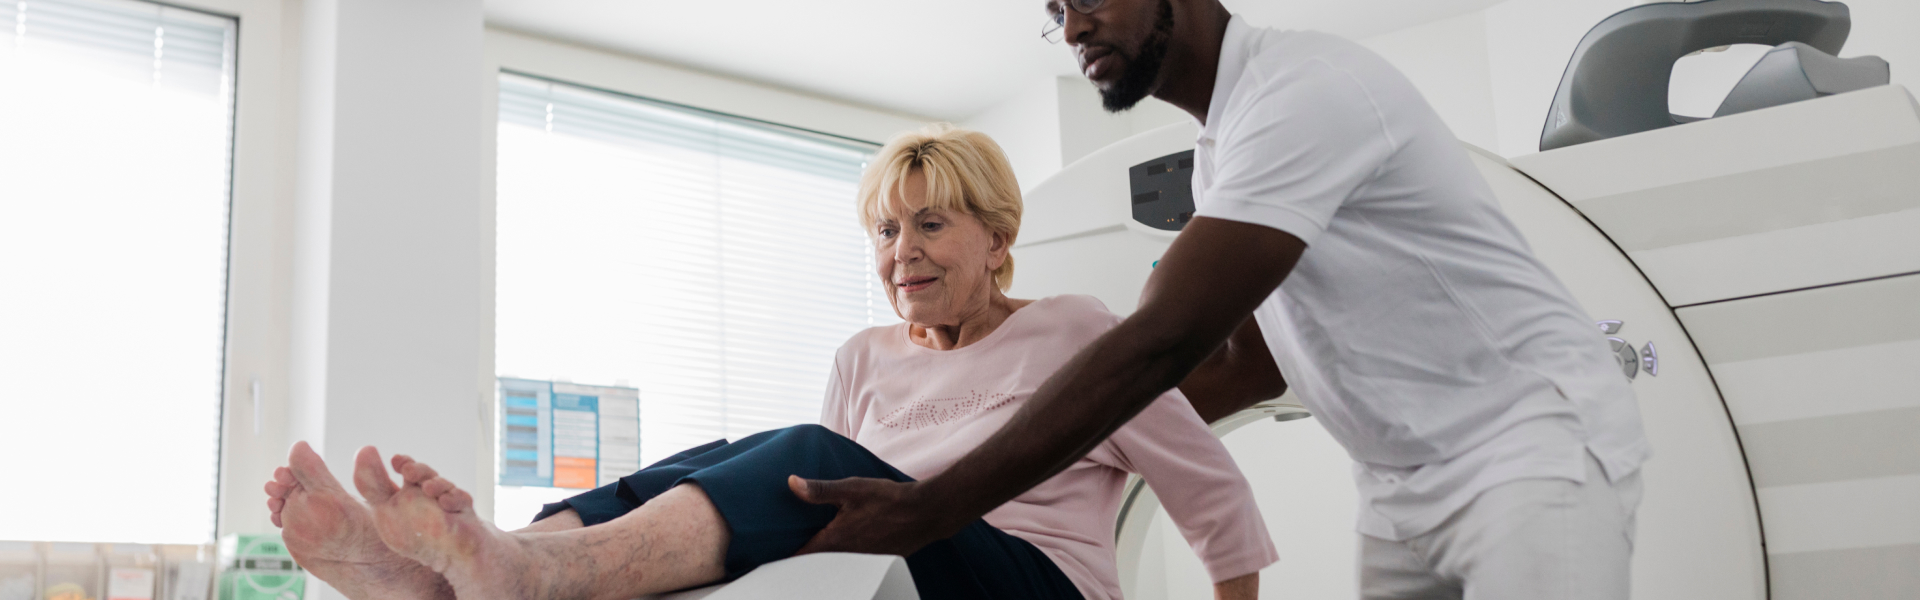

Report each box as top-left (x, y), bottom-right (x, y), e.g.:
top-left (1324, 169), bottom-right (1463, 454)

top-left (1539, 0), bottom-right (1852, 151)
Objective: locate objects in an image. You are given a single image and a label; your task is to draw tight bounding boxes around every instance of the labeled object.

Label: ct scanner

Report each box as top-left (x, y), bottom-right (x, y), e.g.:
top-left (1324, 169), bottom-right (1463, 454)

top-left (1009, 83), bottom-right (1920, 600)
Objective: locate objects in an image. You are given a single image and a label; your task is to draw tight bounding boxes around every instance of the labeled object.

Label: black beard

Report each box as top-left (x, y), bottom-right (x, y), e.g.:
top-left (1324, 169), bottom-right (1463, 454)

top-left (1099, 0), bottom-right (1175, 112)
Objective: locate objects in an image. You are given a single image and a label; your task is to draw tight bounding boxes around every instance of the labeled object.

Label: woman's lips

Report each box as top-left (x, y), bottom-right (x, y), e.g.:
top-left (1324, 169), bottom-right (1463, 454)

top-left (897, 276), bottom-right (937, 293)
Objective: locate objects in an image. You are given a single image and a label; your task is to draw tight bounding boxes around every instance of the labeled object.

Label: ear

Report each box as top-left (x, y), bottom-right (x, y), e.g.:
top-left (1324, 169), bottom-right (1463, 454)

top-left (986, 230), bottom-right (1010, 271)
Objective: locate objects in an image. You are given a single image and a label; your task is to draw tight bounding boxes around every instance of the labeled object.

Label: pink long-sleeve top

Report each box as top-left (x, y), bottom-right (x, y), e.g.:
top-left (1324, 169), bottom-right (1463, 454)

top-left (820, 294), bottom-right (1279, 600)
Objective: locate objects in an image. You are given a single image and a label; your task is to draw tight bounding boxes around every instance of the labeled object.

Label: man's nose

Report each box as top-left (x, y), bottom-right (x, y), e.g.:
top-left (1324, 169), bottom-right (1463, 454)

top-left (1063, 7), bottom-right (1096, 46)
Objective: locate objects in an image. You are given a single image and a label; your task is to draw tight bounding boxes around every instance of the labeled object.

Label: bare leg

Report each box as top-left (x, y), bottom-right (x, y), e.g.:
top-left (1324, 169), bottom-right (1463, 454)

top-left (358, 448), bottom-right (728, 600)
top-left (266, 444), bottom-right (589, 599)
top-left (263, 442), bottom-right (454, 600)
top-left (520, 508), bottom-right (585, 532)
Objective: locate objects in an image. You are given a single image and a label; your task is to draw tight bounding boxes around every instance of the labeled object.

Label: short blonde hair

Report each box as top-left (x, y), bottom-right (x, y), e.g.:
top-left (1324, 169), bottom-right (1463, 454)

top-left (857, 123), bottom-right (1024, 291)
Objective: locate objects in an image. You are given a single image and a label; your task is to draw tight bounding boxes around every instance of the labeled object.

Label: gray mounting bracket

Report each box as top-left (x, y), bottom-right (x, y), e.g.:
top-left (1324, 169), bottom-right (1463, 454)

top-left (1540, 0), bottom-right (1852, 151)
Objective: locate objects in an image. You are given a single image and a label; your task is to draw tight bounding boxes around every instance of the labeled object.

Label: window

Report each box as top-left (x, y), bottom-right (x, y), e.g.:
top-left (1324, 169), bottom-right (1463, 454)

top-left (492, 73), bottom-right (895, 526)
top-left (0, 0), bottom-right (236, 543)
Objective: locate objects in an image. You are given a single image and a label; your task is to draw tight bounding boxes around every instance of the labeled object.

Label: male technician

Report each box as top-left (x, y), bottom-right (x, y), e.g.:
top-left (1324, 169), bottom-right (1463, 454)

top-left (793, 0), bottom-right (1650, 597)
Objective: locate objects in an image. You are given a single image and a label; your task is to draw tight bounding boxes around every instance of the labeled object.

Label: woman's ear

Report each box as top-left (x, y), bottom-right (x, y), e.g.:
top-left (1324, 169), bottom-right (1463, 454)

top-left (987, 231), bottom-right (1009, 270)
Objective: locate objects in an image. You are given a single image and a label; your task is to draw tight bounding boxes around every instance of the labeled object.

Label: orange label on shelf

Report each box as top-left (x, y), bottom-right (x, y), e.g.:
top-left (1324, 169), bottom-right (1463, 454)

top-left (553, 458), bottom-right (598, 489)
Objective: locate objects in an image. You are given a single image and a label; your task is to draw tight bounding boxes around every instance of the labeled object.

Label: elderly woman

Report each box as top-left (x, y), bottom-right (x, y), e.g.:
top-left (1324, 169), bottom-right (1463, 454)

top-left (263, 124), bottom-right (1275, 600)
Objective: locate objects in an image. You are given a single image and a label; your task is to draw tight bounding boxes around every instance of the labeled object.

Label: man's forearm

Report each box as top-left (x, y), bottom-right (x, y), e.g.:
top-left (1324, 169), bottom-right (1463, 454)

top-left (1214, 572), bottom-right (1259, 600)
top-left (914, 316), bottom-right (1215, 527)
top-left (1180, 316), bottom-right (1287, 424)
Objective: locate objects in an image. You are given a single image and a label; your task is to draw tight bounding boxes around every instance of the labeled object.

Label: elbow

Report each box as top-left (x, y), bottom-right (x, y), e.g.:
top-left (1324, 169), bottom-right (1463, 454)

top-left (1119, 317), bottom-right (1221, 388)
top-left (1130, 302), bottom-right (1230, 365)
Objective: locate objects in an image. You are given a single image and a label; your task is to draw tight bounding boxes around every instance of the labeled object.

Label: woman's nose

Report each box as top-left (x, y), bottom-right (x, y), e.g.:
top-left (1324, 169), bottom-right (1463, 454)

top-left (893, 241), bottom-right (920, 263)
top-left (891, 233), bottom-right (923, 263)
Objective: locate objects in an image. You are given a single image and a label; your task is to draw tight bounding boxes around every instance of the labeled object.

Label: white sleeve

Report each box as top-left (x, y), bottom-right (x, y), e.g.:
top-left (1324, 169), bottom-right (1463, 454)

top-left (1195, 58), bottom-right (1397, 246)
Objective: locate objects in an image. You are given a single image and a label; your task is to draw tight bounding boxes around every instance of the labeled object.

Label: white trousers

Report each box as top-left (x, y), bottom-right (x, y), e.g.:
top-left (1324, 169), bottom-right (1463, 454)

top-left (1358, 453), bottom-right (1642, 600)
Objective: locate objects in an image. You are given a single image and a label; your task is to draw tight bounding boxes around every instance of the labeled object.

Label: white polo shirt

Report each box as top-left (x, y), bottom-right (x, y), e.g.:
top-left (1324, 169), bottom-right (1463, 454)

top-left (1189, 16), bottom-right (1650, 540)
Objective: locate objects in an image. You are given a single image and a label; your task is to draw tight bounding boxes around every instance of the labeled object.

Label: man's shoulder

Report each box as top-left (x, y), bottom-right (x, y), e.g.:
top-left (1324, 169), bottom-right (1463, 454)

top-left (1219, 27), bottom-right (1433, 147)
top-left (1229, 28), bottom-right (1406, 107)
top-left (1210, 31), bottom-right (1395, 151)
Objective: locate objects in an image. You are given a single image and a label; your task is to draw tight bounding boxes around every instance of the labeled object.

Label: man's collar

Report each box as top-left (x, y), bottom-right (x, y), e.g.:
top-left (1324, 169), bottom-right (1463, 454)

top-left (1198, 14), bottom-right (1252, 141)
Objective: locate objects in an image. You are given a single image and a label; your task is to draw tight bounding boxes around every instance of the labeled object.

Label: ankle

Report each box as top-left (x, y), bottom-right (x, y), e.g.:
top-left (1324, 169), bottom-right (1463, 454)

top-left (504, 535), bottom-right (578, 600)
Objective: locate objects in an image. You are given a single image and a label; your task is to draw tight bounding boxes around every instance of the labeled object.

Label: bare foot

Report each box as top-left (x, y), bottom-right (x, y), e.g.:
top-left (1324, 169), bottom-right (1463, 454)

top-left (264, 442), bottom-right (453, 600)
top-left (355, 449), bottom-right (541, 600)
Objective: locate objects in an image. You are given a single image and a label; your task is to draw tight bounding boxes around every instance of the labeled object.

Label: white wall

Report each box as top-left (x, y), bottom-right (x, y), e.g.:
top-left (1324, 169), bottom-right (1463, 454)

top-left (966, 75), bottom-right (1191, 193)
top-left (1359, 11), bottom-right (1501, 151)
top-left (1057, 77), bottom-right (1193, 167)
top-left (965, 77), bottom-right (1065, 194)
top-left (290, 0), bottom-right (492, 552)
top-left (483, 28), bottom-right (930, 145)
top-left (196, 0), bottom-right (502, 545)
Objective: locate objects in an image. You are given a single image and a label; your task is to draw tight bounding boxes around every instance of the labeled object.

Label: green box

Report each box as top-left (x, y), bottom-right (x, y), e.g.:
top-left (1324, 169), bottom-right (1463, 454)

top-left (216, 536), bottom-right (304, 600)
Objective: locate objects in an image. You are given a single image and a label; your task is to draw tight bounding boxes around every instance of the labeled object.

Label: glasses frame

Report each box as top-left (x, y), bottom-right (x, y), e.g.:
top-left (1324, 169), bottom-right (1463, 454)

top-left (1041, 0), bottom-right (1108, 43)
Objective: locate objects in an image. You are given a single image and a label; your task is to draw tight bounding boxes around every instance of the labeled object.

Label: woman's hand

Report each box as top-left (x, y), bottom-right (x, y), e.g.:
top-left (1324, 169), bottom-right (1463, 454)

top-left (1215, 572), bottom-right (1259, 600)
top-left (787, 475), bottom-right (967, 557)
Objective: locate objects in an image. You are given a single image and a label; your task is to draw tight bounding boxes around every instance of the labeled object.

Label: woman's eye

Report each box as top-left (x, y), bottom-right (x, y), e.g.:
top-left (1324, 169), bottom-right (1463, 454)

top-left (921, 222), bottom-right (943, 232)
top-left (878, 227), bottom-right (897, 238)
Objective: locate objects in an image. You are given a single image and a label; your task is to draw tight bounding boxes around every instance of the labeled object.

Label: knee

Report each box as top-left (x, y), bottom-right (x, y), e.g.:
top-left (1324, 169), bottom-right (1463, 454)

top-left (729, 424), bottom-right (904, 482)
top-left (769, 424), bottom-right (871, 460)
top-left (780, 424), bottom-right (844, 445)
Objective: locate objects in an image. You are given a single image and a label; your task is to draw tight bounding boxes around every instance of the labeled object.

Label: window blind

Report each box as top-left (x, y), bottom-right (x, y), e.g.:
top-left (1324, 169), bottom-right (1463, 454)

top-left (2, 0), bottom-right (231, 90)
top-left (0, 0), bottom-right (234, 543)
top-left (493, 74), bottom-right (896, 523)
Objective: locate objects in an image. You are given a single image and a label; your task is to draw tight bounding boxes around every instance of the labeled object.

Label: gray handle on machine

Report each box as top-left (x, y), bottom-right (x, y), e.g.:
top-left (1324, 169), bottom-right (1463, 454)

top-left (1539, 0), bottom-right (1852, 151)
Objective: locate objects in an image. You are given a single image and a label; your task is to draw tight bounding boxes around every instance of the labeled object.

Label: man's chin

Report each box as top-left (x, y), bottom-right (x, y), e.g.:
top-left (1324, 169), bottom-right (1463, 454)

top-left (1097, 0), bottom-right (1174, 113)
top-left (1098, 83), bottom-right (1154, 113)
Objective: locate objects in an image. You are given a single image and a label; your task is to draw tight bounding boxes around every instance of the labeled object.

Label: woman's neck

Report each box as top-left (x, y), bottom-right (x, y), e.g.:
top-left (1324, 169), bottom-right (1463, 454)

top-left (909, 293), bottom-right (1034, 351)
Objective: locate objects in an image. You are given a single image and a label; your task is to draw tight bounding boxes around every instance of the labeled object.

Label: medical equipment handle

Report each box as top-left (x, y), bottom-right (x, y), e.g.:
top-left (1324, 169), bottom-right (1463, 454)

top-left (1539, 0), bottom-right (1851, 151)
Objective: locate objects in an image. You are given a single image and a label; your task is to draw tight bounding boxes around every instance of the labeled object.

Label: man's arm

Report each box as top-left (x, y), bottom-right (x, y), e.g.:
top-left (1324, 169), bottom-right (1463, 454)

top-left (790, 216), bottom-right (1305, 555)
top-left (1180, 316), bottom-right (1286, 424)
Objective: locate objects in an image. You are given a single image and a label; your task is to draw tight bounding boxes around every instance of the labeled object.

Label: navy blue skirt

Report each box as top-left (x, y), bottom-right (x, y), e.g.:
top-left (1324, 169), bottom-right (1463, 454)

top-left (534, 424), bottom-right (1084, 600)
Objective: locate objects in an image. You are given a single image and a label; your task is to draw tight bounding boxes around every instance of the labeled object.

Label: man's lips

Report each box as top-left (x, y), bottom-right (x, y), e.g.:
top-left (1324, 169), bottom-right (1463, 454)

top-left (896, 276), bottom-right (938, 293)
top-left (1080, 46), bottom-right (1119, 81)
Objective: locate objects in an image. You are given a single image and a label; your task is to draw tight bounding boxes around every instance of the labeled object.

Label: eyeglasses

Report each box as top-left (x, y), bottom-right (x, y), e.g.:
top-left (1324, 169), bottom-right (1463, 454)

top-left (1040, 0), bottom-right (1108, 44)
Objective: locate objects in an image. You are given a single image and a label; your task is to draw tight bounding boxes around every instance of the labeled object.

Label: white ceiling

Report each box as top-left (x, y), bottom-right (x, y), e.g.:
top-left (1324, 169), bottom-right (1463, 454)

top-left (484, 0), bottom-right (1507, 120)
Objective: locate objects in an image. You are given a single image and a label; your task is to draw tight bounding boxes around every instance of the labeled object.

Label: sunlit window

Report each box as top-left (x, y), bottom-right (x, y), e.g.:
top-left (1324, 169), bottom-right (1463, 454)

top-left (0, 0), bottom-right (235, 543)
top-left (492, 73), bottom-right (895, 527)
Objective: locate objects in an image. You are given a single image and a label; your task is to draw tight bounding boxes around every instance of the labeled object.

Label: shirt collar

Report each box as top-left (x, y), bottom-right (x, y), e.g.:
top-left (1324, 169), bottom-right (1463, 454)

top-left (1197, 14), bottom-right (1253, 143)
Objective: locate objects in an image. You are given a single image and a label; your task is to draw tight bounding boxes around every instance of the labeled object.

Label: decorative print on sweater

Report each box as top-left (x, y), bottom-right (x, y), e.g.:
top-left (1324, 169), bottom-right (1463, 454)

top-left (876, 391), bottom-right (1019, 430)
